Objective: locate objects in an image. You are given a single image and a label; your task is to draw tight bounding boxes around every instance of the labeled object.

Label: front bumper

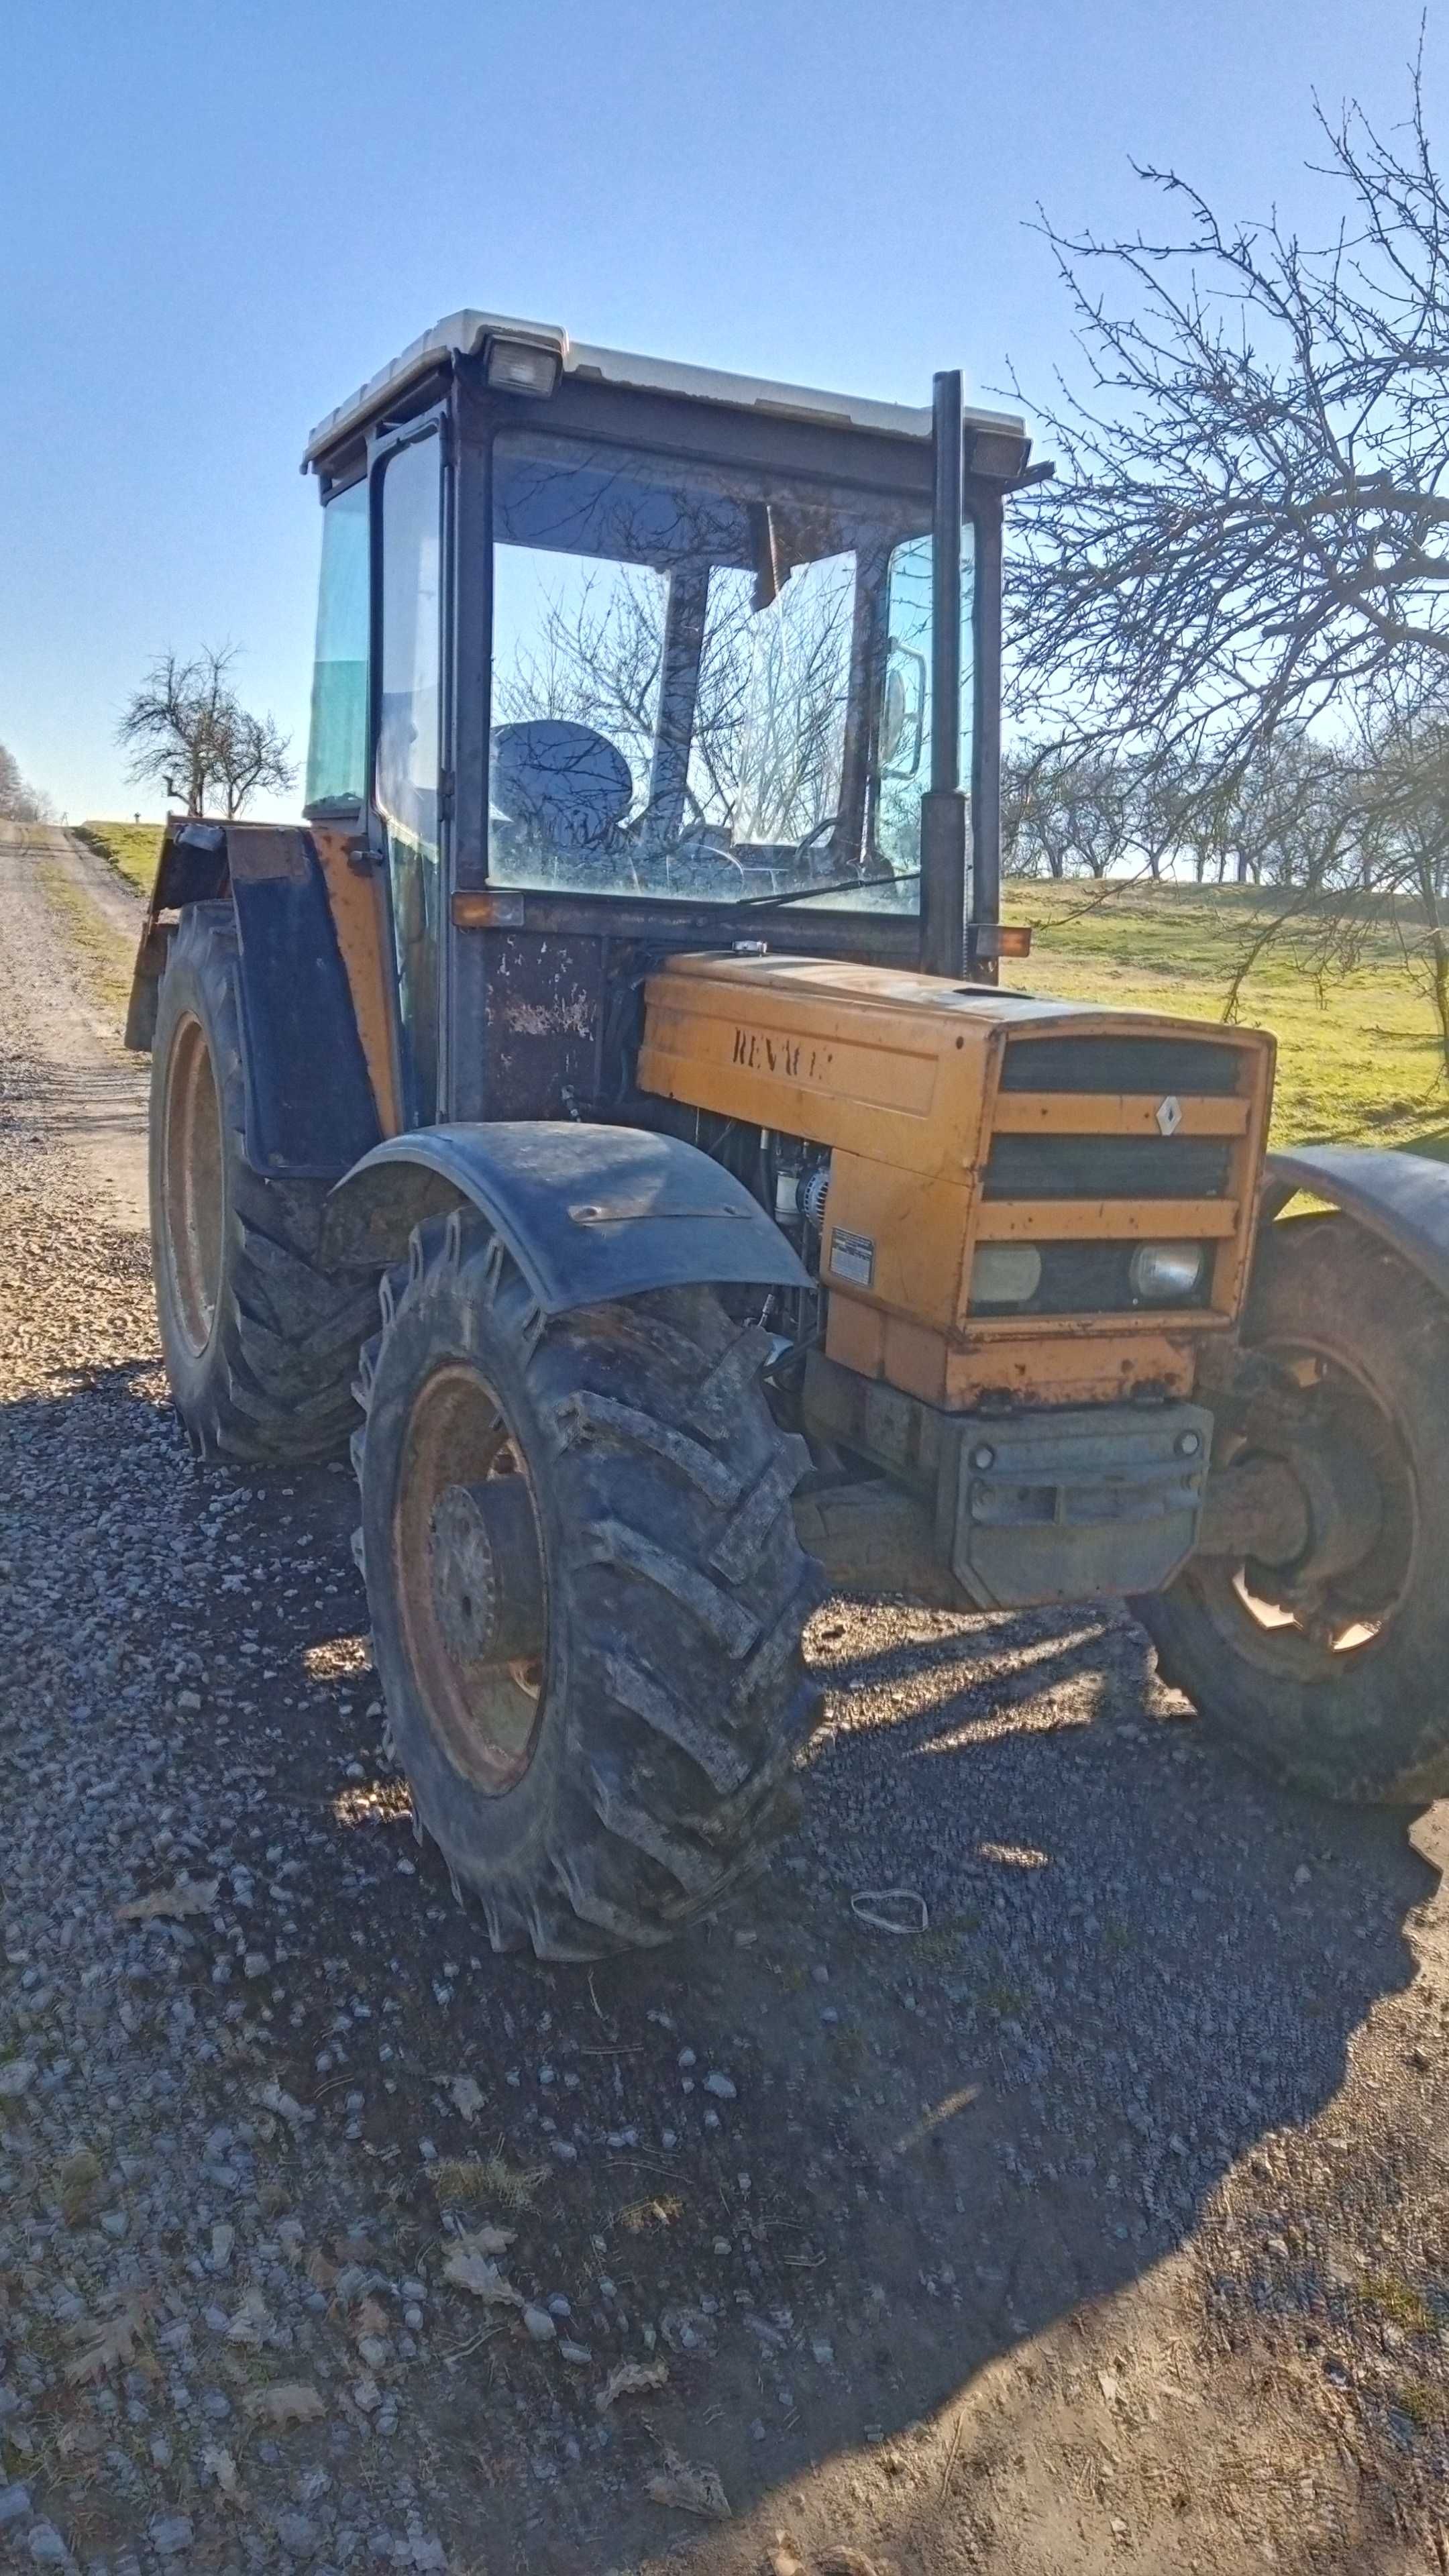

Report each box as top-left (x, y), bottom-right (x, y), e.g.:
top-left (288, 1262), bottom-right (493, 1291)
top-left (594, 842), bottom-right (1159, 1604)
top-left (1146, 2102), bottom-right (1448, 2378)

top-left (945, 1401), bottom-right (1212, 1608)
top-left (802, 1352), bottom-right (1212, 1610)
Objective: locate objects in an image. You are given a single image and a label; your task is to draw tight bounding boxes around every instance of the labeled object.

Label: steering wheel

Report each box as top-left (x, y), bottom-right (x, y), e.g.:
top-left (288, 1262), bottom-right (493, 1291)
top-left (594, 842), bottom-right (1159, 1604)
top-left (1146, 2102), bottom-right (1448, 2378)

top-left (792, 814), bottom-right (841, 877)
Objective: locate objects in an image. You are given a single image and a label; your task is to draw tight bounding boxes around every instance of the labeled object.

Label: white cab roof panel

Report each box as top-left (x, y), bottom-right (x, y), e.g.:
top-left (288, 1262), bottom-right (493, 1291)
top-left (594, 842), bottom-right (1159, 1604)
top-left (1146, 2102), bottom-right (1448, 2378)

top-left (303, 309), bottom-right (1026, 469)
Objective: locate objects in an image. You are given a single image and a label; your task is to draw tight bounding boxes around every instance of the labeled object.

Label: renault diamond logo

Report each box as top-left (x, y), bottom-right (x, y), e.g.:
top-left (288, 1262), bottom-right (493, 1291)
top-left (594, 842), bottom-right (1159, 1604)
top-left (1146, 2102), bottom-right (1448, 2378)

top-left (1155, 1095), bottom-right (1183, 1136)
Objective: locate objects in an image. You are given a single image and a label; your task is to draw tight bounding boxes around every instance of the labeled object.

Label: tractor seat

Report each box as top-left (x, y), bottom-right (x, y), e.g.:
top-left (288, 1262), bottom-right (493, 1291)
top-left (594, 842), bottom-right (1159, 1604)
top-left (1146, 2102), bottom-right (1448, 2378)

top-left (491, 720), bottom-right (634, 850)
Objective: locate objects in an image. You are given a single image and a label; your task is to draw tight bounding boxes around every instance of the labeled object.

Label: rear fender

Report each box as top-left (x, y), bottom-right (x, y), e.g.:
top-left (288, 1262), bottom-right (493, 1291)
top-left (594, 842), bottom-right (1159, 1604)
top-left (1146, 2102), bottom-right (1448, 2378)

top-left (123, 819), bottom-right (227, 1049)
top-left (1263, 1144), bottom-right (1449, 1303)
top-left (321, 1121), bottom-right (810, 1316)
top-left (124, 818), bottom-right (381, 1181)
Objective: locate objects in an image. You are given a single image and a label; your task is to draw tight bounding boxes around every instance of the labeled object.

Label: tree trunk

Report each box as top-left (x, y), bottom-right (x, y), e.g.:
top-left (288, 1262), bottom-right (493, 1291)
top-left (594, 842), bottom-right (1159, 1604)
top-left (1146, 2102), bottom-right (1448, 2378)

top-left (1414, 851), bottom-right (1449, 1083)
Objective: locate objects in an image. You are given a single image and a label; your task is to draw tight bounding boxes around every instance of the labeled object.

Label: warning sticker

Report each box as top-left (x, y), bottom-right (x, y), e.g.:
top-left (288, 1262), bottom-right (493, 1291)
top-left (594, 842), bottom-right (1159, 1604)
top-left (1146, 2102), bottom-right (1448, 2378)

top-left (829, 1226), bottom-right (875, 1289)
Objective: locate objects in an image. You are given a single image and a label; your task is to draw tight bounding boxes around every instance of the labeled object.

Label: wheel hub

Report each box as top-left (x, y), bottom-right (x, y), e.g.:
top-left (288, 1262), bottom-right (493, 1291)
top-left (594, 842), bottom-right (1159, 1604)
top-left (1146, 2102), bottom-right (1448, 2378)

top-left (429, 1478), bottom-right (545, 1667)
top-left (1195, 1346), bottom-right (1415, 1670)
top-left (392, 1363), bottom-right (550, 1794)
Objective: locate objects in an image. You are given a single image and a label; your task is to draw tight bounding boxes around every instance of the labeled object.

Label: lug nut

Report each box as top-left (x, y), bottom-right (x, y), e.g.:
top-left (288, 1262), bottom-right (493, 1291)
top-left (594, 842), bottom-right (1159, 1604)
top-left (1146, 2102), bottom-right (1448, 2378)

top-left (969, 1444), bottom-right (996, 1471)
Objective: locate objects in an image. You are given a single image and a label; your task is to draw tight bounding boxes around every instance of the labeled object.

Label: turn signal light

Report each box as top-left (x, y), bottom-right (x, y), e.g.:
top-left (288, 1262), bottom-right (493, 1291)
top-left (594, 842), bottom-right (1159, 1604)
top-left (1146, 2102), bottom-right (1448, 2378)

top-left (968, 922), bottom-right (1033, 960)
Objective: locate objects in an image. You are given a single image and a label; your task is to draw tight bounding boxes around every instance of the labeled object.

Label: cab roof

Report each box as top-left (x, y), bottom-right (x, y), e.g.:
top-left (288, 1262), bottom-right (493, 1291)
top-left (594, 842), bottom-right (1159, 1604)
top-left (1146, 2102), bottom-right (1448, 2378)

top-left (303, 309), bottom-right (1028, 472)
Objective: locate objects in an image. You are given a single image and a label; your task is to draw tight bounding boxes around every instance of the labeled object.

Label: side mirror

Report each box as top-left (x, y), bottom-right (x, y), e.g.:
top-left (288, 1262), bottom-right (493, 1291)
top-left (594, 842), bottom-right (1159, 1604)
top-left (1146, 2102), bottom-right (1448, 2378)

top-left (880, 642), bottom-right (926, 777)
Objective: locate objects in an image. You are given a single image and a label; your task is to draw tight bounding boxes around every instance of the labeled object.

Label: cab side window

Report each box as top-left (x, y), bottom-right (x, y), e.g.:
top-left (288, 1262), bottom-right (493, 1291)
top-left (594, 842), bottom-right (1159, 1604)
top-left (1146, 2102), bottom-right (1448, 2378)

top-left (304, 479), bottom-right (368, 814)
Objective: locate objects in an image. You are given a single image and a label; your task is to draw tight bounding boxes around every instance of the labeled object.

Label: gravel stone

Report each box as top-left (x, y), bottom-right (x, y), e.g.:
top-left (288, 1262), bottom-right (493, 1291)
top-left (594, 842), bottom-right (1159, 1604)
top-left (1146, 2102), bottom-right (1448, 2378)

top-left (146, 2517), bottom-right (193, 2559)
top-left (3, 824), bottom-right (1448, 2572)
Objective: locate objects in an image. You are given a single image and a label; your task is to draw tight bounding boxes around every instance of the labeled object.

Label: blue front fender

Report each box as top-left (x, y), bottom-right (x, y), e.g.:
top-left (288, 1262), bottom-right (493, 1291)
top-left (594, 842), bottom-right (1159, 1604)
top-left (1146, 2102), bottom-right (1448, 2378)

top-left (321, 1120), bottom-right (810, 1316)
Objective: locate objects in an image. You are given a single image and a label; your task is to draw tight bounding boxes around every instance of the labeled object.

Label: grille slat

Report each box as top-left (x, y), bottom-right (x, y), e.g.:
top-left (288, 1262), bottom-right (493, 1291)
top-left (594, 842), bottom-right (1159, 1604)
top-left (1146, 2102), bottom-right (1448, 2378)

top-left (998, 1036), bottom-right (1241, 1096)
top-left (983, 1134), bottom-right (1232, 1200)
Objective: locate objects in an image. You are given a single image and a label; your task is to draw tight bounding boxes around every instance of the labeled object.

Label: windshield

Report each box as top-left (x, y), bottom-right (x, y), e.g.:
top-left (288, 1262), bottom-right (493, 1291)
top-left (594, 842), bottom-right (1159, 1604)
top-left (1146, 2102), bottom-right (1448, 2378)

top-left (488, 429), bottom-right (973, 909)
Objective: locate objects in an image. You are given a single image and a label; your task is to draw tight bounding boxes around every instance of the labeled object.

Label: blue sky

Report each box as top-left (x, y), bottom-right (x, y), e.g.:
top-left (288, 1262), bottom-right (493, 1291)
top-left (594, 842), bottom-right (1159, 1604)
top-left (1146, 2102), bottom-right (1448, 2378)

top-left (1, 0), bottom-right (1440, 820)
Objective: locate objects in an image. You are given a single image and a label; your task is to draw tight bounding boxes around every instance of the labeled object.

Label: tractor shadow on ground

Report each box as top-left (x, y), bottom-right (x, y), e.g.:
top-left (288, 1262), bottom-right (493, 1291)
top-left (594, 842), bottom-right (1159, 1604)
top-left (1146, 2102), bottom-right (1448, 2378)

top-left (574, 1595), bottom-right (1442, 2572)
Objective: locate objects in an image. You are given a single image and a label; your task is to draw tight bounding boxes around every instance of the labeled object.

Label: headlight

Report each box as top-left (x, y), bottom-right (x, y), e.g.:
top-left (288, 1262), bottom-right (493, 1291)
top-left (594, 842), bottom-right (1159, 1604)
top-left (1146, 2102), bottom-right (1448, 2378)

top-left (971, 1244), bottom-right (1043, 1305)
top-left (1128, 1240), bottom-right (1206, 1303)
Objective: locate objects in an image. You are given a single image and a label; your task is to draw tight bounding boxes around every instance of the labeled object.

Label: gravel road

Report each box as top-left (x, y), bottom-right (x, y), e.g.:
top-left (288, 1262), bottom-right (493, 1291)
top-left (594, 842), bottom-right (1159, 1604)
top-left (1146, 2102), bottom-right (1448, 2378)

top-left (3, 827), bottom-right (1449, 2576)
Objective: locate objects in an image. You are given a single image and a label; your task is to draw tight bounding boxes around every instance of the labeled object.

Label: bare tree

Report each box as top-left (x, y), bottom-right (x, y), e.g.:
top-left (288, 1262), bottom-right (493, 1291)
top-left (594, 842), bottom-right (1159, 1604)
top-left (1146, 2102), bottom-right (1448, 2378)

top-left (0, 739), bottom-right (52, 823)
top-left (1220, 699), bottom-right (1449, 1072)
top-left (1002, 743), bottom-right (1130, 879)
top-left (119, 647), bottom-right (292, 816)
top-left (1366, 707), bottom-right (1449, 1067)
top-left (212, 703), bottom-right (294, 819)
top-left (1006, 56), bottom-right (1449, 1065)
top-left (1011, 60), bottom-right (1449, 780)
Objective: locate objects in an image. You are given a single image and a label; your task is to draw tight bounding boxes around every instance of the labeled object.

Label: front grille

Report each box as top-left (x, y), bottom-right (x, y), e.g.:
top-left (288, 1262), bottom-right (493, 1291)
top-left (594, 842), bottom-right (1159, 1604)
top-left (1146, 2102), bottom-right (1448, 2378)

top-left (971, 1028), bottom-right (1260, 1325)
top-left (983, 1134), bottom-right (1232, 1200)
top-left (969, 1240), bottom-right (1214, 1317)
top-left (998, 1035), bottom-right (1242, 1096)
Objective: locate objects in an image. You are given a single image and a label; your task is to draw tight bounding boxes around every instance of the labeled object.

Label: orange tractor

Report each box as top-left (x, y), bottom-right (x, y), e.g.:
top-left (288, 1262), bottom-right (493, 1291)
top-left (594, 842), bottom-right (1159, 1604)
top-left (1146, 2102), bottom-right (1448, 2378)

top-left (127, 311), bottom-right (1449, 1953)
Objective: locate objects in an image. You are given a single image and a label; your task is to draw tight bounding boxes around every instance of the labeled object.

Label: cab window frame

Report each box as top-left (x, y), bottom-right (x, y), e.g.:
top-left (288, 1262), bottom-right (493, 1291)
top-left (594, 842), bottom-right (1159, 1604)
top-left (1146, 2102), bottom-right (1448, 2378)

top-left (364, 396), bottom-right (453, 1127)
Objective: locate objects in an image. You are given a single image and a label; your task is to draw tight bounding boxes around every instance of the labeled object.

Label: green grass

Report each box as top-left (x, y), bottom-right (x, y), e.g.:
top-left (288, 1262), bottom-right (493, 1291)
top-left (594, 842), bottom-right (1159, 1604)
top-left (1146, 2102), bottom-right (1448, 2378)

top-left (76, 818), bottom-right (162, 898)
top-left (1005, 878), bottom-right (1449, 1155)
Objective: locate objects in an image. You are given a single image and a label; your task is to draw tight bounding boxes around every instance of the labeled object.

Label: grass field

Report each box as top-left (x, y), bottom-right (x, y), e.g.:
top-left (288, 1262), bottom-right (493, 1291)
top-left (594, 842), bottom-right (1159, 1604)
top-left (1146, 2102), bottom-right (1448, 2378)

top-left (73, 826), bottom-right (1449, 1153)
top-left (1008, 878), bottom-right (1449, 1157)
top-left (77, 819), bottom-right (162, 899)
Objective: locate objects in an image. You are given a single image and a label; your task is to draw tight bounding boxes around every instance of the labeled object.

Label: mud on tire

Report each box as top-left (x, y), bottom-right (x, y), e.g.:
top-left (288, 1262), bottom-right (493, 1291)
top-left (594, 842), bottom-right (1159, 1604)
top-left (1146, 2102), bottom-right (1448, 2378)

top-left (354, 1208), bottom-right (824, 1957)
top-left (150, 902), bottom-right (376, 1465)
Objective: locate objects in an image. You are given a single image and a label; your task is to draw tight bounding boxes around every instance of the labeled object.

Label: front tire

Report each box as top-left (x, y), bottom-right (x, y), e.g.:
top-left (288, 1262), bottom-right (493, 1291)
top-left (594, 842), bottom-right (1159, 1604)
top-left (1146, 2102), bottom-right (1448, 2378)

top-left (150, 902), bottom-right (376, 1464)
top-left (1138, 1214), bottom-right (1449, 1803)
top-left (354, 1210), bottom-right (822, 1957)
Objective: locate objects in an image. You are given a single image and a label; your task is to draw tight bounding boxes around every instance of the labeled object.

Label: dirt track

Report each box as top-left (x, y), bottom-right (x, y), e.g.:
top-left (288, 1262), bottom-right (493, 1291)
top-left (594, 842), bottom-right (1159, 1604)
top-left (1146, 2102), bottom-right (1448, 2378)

top-left (3, 827), bottom-right (1449, 2575)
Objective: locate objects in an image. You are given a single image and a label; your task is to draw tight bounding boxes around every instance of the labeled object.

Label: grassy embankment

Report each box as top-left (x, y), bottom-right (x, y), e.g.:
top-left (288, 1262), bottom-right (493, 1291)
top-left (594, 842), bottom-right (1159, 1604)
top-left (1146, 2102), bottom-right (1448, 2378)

top-left (75, 825), bottom-right (1449, 1153)
top-left (76, 819), bottom-right (162, 899)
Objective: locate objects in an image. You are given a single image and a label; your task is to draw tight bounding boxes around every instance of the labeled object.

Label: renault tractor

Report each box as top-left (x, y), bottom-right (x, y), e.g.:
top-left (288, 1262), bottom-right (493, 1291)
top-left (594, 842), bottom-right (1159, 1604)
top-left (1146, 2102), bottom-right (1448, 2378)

top-left (126, 310), bottom-right (1449, 1956)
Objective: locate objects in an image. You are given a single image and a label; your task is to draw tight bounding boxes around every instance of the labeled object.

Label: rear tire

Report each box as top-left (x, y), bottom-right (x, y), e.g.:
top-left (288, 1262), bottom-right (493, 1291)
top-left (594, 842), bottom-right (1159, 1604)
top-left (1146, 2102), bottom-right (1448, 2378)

top-left (354, 1209), bottom-right (823, 1957)
top-left (150, 902), bottom-right (376, 1465)
top-left (1138, 1216), bottom-right (1449, 1803)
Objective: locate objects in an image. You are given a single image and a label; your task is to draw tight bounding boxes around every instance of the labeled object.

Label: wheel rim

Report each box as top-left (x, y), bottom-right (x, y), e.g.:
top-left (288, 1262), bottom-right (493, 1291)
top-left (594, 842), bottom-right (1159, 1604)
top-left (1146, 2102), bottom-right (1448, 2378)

top-left (392, 1361), bottom-right (549, 1794)
top-left (1196, 1339), bottom-right (1418, 1680)
top-left (162, 1012), bottom-right (224, 1358)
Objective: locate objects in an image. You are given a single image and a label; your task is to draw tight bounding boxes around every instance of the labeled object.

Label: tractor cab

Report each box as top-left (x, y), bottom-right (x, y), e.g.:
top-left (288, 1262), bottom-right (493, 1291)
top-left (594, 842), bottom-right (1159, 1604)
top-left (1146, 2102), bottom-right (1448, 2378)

top-left (299, 312), bottom-right (1035, 1127)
